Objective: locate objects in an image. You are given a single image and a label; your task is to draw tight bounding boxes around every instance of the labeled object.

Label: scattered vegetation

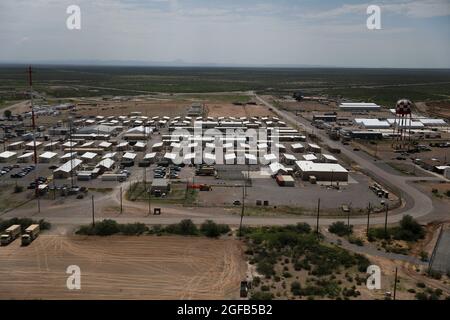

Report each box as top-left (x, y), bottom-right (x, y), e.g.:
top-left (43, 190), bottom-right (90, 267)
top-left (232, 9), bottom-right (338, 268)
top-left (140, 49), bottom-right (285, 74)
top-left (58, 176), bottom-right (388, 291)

top-left (368, 215), bottom-right (425, 242)
top-left (328, 221), bottom-right (353, 237)
top-left (242, 223), bottom-right (371, 300)
top-left (76, 219), bottom-right (230, 238)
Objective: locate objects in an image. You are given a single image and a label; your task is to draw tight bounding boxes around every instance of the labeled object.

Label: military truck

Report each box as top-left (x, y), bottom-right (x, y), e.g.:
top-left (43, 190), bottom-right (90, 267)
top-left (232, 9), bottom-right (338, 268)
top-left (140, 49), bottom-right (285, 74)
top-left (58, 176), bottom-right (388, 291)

top-left (21, 224), bottom-right (40, 246)
top-left (1, 224), bottom-right (21, 245)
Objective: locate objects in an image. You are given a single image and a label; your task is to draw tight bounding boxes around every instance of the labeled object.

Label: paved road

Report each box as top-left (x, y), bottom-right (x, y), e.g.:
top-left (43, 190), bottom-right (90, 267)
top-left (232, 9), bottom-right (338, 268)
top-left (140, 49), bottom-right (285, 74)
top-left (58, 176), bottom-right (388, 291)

top-left (255, 94), bottom-right (441, 225)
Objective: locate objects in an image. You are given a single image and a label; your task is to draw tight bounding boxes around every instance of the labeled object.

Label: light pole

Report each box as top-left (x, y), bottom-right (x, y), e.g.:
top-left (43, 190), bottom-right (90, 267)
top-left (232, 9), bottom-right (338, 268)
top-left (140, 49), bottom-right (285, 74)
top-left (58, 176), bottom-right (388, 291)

top-left (316, 198), bottom-right (321, 234)
top-left (147, 187), bottom-right (151, 216)
top-left (239, 185), bottom-right (245, 237)
top-left (91, 195), bottom-right (95, 227)
top-left (383, 201), bottom-right (389, 239)
top-left (120, 186), bottom-right (123, 214)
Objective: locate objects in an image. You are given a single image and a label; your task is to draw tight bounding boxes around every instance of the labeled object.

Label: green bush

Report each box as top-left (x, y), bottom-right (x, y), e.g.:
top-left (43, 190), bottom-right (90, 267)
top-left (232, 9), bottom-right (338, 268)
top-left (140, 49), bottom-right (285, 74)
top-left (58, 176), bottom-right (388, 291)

top-left (416, 282), bottom-right (426, 288)
top-left (291, 281), bottom-right (302, 296)
top-left (14, 185), bottom-right (24, 193)
top-left (427, 270), bottom-right (442, 280)
top-left (348, 236), bottom-right (364, 246)
top-left (200, 220), bottom-right (230, 238)
top-left (250, 291), bottom-right (273, 300)
top-left (252, 277), bottom-right (261, 287)
top-left (369, 215), bottom-right (424, 242)
top-left (76, 219), bottom-right (120, 236)
top-left (328, 221), bottom-right (353, 237)
top-left (119, 223), bottom-right (148, 235)
top-left (164, 219), bottom-right (199, 235)
top-left (256, 260), bottom-right (275, 278)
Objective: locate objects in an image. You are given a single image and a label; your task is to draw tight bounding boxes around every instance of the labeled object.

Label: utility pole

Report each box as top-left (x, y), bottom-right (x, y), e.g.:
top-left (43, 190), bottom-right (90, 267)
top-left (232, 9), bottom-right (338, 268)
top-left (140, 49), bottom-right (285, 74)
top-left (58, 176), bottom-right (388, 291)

top-left (366, 202), bottom-right (371, 239)
top-left (316, 198), bottom-right (321, 234)
top-left (347, 202), bottom-right (352, 227)
top-left (384, 203), bottom-right (389, 238)
top-left (148, 187), bottom-right (151, 215)
top-left (393, 267), bottom-right (398, 300)
top-left (69, 116), bottom-right (74, 189)
top-left (239, 185), bottom-right (245, 237)
top-left (91, 195), bottom-right (95, 227)
top-left (120, 186), bottom-right (123, 213)
top-left (28, 66), bottom-right (40, 213)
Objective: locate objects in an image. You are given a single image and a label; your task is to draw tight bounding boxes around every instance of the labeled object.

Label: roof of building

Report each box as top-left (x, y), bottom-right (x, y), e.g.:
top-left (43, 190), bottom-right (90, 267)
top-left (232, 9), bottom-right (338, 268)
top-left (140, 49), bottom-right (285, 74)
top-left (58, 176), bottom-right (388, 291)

top-left (355, 118), bottom-right (391, 128)
top-left (268, 162), bottom-right (288, 175)
top-left (291, 143), bottom-right (304, 149)
top-left (283, 153), bottom-right (297, 160)
top-left (303, 154), bottom-right (318, 161)
top-left (99, 141), bottom-right (112, 148)
top-left (96, 158), bottom-right (115, 169)
top-left (322, 154), bottom-right (338, 161)
top-left (123, 152), bottom-right (137, 160)
top-left (18, 152), bottom-right (34, 158)
top-left (60, 152), bottom-right (77, 159)
top-left (102, 152), bottom-right (117, 159)
top-left (81, 152), bottom-right (98, 160)
top-left (39, 151), bottom-right (58, 159)
top-left (0, 151), bottom-right (17, 158)
top-left (54, 159), bottom-right (83, 173)
top-left (295, 161), bottom-right (348, 173)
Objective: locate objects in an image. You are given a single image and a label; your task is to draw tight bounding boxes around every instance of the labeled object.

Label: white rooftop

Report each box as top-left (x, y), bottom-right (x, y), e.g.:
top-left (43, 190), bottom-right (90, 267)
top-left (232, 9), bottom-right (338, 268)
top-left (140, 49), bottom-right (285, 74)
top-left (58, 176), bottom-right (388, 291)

top-left (123, 152), bottom-right (137, 160)
top-left (96, 158), bottom-right (115, 169)
top-left (295, 161), bottom-right (348, 173)
top-left (144, 152), bottom-right (156, 159)
top-left (303, 154), bottom-right (318, 161)
top-left (81, 152), bottom-right (98, 160)
top-left (0, 151), bottom-right (17, 158)
top-left (102, 152), bottom-right (117, 159)
top-left (39, 151), bottom-right (58, 159)
top-left (55, 159), bottom-right (83, 173)
top-left (18, 152), bottom-right (34, 159)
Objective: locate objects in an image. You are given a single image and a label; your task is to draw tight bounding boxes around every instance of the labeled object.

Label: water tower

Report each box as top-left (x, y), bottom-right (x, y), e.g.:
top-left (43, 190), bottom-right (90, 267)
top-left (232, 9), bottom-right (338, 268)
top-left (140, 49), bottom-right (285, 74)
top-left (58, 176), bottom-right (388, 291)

top-left (392, 99), bottom-right (413, 150)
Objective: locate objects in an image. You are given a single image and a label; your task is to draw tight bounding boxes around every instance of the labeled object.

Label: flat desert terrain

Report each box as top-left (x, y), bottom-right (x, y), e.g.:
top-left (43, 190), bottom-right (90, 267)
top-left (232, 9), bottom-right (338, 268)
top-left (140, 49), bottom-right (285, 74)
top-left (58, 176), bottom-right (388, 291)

top-left (0, 235), bottom-right (246, 300)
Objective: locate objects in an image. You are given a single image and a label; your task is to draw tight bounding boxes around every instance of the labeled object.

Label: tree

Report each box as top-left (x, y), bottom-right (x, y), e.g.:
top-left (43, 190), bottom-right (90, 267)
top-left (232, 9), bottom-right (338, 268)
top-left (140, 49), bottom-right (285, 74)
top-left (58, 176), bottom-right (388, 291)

top-left (3, 110), bottom-right (12, 119)
top-left (329, 221), bottom-right (353, 237)
top-left (200, 220), bottom-right (230, 238)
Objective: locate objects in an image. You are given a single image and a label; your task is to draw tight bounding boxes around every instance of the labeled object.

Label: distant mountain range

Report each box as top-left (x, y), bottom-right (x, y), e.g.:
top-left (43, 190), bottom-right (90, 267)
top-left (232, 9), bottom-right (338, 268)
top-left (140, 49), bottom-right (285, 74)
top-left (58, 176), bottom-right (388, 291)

top-left (0, 59), bottom-right (338, 68)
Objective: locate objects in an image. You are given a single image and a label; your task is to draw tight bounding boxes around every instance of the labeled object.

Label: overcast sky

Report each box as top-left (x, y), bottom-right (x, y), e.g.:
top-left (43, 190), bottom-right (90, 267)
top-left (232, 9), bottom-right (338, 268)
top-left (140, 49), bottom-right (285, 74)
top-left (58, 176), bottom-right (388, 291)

top-left (1, 0), bottom-right (449, 68)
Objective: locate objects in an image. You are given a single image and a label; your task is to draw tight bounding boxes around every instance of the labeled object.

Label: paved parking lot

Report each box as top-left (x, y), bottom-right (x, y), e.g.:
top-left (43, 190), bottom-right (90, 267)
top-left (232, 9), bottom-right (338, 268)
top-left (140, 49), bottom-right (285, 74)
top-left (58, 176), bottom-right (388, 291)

top-left (432, 229), bottom-right (450, 274)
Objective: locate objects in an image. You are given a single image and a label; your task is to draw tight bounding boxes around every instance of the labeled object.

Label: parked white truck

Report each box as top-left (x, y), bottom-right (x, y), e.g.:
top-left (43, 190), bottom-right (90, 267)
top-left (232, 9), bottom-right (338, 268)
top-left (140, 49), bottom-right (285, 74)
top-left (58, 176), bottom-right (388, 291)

top-left (21, 224), bottom-right (40, 246)
top-left (1, 224), bottom-right (21, 245)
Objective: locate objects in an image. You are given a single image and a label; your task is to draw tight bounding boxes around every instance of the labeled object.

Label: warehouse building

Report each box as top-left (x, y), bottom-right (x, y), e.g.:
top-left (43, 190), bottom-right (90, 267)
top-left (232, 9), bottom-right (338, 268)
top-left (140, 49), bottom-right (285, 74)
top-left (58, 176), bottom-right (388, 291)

top-left (18, 152), bottom-right (34, 163)
top-left (0, 151), bottom-right (17, 162)
top-left (151, 179), bottom-right (171, 195)
top-left (39, 151), bottom-right (58, 163)
top-left (95, 158), bottom-right (115, 173)
top-left (339, 103), bottom-right (381, 111)
top-left (295, 161), bottom-right (348, 181)
top-left (355, 119), bottom-right (390, 129)
top-left (7, 141), bottom-right (24, 151)
top-left (53, 159), bottom-right (83, 179)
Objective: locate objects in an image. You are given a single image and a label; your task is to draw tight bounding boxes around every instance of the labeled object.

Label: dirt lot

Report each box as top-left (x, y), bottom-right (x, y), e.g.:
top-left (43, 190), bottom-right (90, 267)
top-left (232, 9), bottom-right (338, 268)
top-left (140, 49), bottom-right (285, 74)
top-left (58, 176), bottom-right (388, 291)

top-left (416, 101), bottom-right (450, 119)
top-left (76, 99), bottom-right (190, 118)
top-left (0, 235), bottom-right (246, 300)
top-left (205, 103), bottom-right (274, 118)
